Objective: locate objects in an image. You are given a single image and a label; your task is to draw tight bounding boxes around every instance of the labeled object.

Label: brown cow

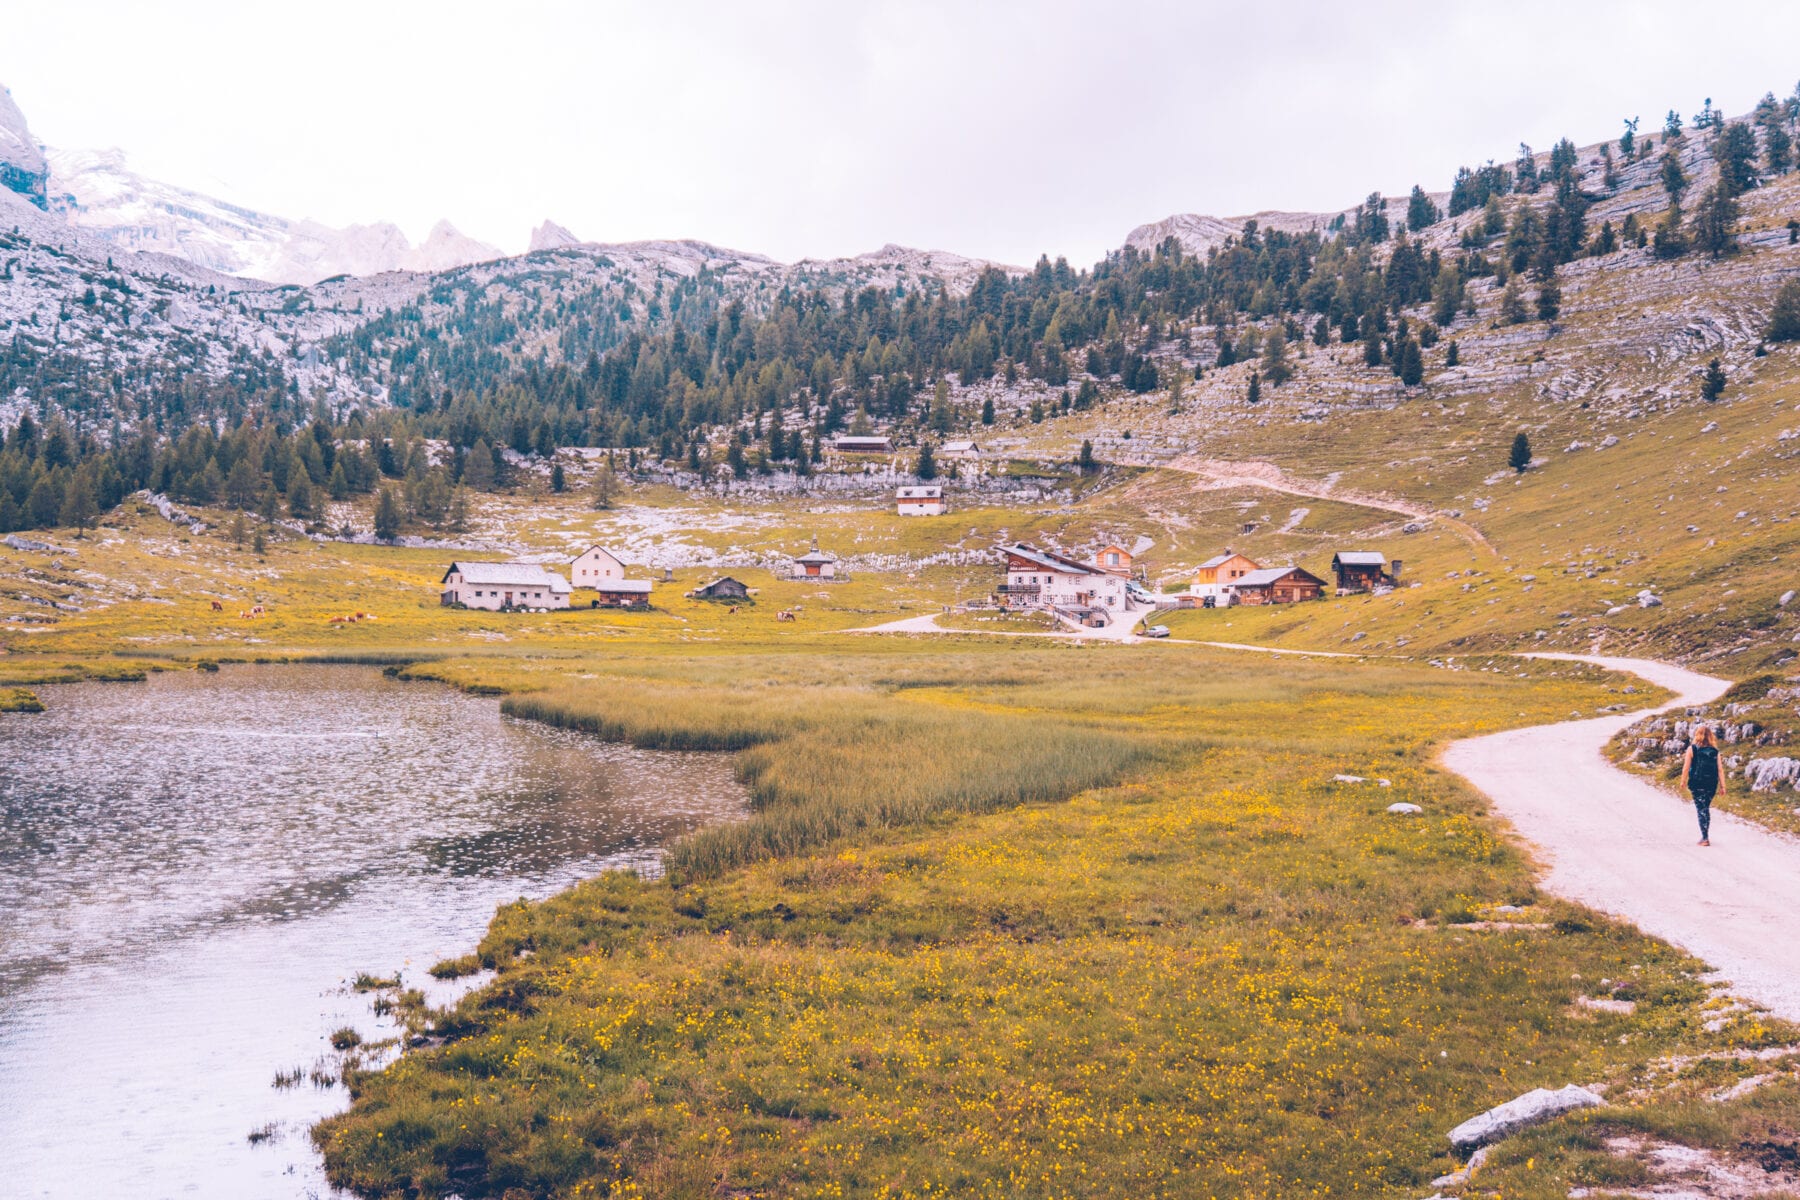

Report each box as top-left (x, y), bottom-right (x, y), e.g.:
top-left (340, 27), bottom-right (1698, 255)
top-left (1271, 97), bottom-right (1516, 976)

top-left (210, 600), bottom-right (224, 612)
top-left (250, 605), bottom-right (266, 617)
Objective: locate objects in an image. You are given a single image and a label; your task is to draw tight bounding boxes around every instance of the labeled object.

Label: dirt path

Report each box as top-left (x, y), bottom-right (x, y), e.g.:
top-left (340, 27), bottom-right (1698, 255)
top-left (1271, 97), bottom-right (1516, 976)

top-left (852, 612), bottom-right (1146, 642)
top-left (1155, 456), bottom-right (1496, 554)
top-left (1442, 653), bottom-right (1800, 1023)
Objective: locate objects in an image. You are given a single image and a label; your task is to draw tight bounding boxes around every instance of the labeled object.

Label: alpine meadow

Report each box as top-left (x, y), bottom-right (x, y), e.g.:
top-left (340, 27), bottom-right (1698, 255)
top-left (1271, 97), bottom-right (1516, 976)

top-left (5, 12), bottom-right (1800, 1200)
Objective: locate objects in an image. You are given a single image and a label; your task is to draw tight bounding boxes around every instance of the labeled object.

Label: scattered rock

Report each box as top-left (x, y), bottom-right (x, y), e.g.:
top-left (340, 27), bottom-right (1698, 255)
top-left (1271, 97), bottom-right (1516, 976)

top-left (1744, 757), bottom-right (1799, 793)
top-left (1334, 774), bottom-right (1367, 784)
top-left (1447, 1085), bottom-right (1604, 1152)
top-left (1636, 590), bottom-right (1663, 608)
top-left (1387, 802), bottom-right (1423, 814)
top-left (1574, 994), bottom-right (1638, 1015)
top-left (1599, 435), bottom-right (1620, 449)
top-left (2, 534), bottom-right (59, 553)
top-left (1780, 590), bottom-right (1795, 607)
top-left (1702, 421), bottom-right (1719, 433)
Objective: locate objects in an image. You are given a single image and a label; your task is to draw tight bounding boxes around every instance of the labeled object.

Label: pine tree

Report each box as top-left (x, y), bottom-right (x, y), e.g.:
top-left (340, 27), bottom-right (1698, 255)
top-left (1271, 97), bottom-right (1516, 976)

top-left (1311, 315), bottom-right (1331, 346)
top-left (1700, 357), bottom-right (1727, 402)
top-left (1500, 277), bottom-right (1529, 325)
top-left (1768, 122), bottom-right (1794, 175)
top-left (1715, 122), bottom-right (1760, 196)
top-left (448, 489), bottom-right (469, 532)
top-left (1652, 199), bottom-right (1689, 259)
top-left (980, 397), bottom-right (995, 425)
top-left (1260, 327), bottom-right (1293, 386)
top-left (1077, 440), bottom-right (1096, 473)
top-left (1692, 183), bottom-right (1741, 258)
top-left (1536, 276), bottom-right (1562, 322)
top-left (593, 456), bottom-right (619, 506)
top-left (1509, 432), bottom-right (1532, 473)
top-left (1406, 184), bottom-right (1440, 232)
top-left (1766, 277), bottom-right (1800, 341)
top-left (1363, 332), bottom-right (1383, 367)
top-left (252, 528), bottom-right (267, 556)
top-left (1246, 371), bottom-right (1262, 404)
top-left (915, 442), bottom-right (937, 480)
top-left (1660, 149), bottom-right (1688, 201)
top-left (373, 486), bottom-right (402, 541)
top-left (550, 463), bottom-right (566, 492)
top-left (1399, 340), bottom-right (1423, 387)
top-left (59, 471), bottom-right (98, 532)
top-left (462, 438), bottom-right (496, 490)
top-left (1446, 340), bottom-right (1461, 368)
top-left (229, 512), bottom-right (246, 548)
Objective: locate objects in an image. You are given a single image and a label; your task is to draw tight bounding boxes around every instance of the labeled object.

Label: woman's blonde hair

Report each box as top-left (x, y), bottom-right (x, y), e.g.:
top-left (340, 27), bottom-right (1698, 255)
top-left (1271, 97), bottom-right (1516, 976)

top-left (1692, 725), bottom-right (1717, 748)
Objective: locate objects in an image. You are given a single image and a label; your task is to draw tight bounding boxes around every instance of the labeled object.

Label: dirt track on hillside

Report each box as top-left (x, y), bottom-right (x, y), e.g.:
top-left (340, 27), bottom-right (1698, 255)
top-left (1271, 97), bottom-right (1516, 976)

top-left (1153, 456), bottom-right (1496, 554)
top-left (1442, 653), bottom-right (1800, 1023)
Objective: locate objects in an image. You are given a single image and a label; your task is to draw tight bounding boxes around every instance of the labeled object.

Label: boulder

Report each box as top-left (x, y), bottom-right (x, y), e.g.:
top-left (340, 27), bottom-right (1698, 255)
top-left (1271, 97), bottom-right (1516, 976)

top-left (1780, 590), bottom-right (1795, 608)
top-left (1387, 802), bottom-right (1423, 815)
top-left (1447, 1085), bottom-right (1604, 1152)
top-left (1636, 591), bottom-right (1663, 608)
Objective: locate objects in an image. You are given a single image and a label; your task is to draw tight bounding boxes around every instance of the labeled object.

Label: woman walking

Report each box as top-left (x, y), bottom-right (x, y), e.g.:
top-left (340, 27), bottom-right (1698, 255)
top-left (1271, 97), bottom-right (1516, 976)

top-left (1679, 724), bottom-right (1724, 847)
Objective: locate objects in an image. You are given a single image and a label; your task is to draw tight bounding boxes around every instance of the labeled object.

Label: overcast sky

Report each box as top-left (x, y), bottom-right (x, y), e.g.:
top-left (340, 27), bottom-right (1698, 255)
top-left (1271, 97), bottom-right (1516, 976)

top-left (7, 0), bottom-right (1800, 266)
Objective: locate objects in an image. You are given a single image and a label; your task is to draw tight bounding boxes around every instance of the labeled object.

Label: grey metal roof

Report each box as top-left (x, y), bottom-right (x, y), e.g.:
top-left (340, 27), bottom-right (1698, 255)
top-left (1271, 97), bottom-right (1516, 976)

top-left (589, 578), bottom-right (652, 594)
top-left (1197, 550), bottom-right (1249, 569)
top-left (1332, 551), bottom-right (1388, 566)
top-left (1002, 544), bottom-right (1104, 576)
top-left (897, 486), bottom-right (943, 498)
top-left (795, 548), bottom-right (837, 564)
top-left (443, 561), bottom-right (568, 589)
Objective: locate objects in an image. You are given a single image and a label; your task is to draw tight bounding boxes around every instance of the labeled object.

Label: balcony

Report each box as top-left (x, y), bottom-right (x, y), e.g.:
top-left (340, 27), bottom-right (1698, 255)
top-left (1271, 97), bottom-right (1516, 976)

top-left (996, 584), bottom-right (1041, 596)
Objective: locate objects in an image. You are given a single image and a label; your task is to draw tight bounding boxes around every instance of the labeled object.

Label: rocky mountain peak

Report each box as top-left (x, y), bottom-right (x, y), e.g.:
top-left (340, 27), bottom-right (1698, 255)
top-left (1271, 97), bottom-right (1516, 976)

top-left (0, 84), bottom-right (49, 209)
top-left (529, 219), bottom-right (582, 251)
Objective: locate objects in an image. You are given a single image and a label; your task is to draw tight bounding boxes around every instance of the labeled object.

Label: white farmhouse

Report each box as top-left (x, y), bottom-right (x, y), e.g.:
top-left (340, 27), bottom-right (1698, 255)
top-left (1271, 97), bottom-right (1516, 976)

top-left (897, 485), bottom-right (947, 516)
top-left (441, 562), bottom-right (571, 611)
top-left (998, 544), bottom-right (1129, 619)
top-left (570, 546), bottom-right (653, 607)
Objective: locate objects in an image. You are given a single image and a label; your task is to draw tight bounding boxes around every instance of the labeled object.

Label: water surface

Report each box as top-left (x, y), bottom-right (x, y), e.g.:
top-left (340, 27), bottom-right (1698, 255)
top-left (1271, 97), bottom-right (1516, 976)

top-left (0, 664), bottom-right (746, 1200)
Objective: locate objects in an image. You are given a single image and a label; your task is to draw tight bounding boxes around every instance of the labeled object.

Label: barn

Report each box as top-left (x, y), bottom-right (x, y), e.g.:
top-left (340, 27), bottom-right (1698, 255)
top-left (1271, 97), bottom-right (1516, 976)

top-left (441, 562), bottom-right (571, 611)
top-left (1332, 551), bottom-right (1400, 593)
top-left (833, 435), bottom-right (894, 454)
top-left (570, 546), bottom-right (653, 607)
top-left (1231, 565), bottom-right (1327, 605)
top-left (688, 576), bottom-right (751, 600)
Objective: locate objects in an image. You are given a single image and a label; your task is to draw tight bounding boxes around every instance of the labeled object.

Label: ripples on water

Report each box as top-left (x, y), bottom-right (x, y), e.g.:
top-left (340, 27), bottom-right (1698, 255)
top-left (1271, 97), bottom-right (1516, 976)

top-left (0, 665), bottom-right (747, 1200)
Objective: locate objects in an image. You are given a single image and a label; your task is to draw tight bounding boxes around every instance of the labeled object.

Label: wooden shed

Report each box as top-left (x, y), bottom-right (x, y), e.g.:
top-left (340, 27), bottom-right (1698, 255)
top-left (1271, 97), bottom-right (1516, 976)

top-left (688, 576), bottom-right (751, 600)
top-left (1331, 551), bottom-right (1400, 593)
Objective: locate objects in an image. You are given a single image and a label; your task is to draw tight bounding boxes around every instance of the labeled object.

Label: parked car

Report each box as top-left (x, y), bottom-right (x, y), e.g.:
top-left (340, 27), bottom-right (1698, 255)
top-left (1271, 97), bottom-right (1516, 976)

top-left (1142, 624), bottom-right (1170, 638)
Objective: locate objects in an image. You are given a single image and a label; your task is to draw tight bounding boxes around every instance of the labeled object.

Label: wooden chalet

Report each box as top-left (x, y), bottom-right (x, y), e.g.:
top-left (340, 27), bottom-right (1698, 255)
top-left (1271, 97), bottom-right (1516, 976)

top-left (1231, 565), bottom-right (1327, 605)
top-left (1331, 551), bottom-right (1401, 593)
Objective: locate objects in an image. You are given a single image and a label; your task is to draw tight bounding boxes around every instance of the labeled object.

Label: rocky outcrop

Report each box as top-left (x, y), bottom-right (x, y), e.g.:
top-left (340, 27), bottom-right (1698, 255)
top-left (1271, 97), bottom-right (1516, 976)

top-left (1447, 1085), bottom-right (1604, 1152)
top-left (0, 84), bottom-right (48, 209)
top-left (529, 219), bottom-right (582, 251)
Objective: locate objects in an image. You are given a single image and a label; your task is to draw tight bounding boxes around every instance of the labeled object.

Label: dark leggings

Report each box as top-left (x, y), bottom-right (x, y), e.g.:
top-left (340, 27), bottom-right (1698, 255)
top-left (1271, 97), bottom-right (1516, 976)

top-left (1691, 790), bottom-right (1714, 840)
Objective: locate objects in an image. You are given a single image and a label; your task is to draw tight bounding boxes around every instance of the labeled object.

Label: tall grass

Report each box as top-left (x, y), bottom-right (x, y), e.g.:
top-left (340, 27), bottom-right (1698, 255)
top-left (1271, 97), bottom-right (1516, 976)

top-left (503, 680), bottom-right (1152, 876)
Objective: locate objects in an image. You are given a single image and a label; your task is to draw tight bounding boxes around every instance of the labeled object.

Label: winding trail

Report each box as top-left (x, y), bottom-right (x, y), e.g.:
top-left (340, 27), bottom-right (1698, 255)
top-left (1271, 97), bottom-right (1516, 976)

top-left (1442, 653), bottom-right (1800, 1023)
top-left (1153, 456), bottom-right (1496, 554)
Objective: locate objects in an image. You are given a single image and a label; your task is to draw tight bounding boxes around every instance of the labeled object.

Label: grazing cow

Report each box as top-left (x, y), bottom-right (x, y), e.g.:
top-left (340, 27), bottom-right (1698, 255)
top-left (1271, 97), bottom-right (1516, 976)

top-left (239, 611), bottom-right (249, 619)
top-left (329, 616), bottom-right (348, 624)
top-left (728, 605), bottom-right (739, 615)
top-left (250, 605), bottom-right (265, 617)
top-left (776, 610), bottom-right (795, 622)
top-left (210, 600), bottom-right (223, 612)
